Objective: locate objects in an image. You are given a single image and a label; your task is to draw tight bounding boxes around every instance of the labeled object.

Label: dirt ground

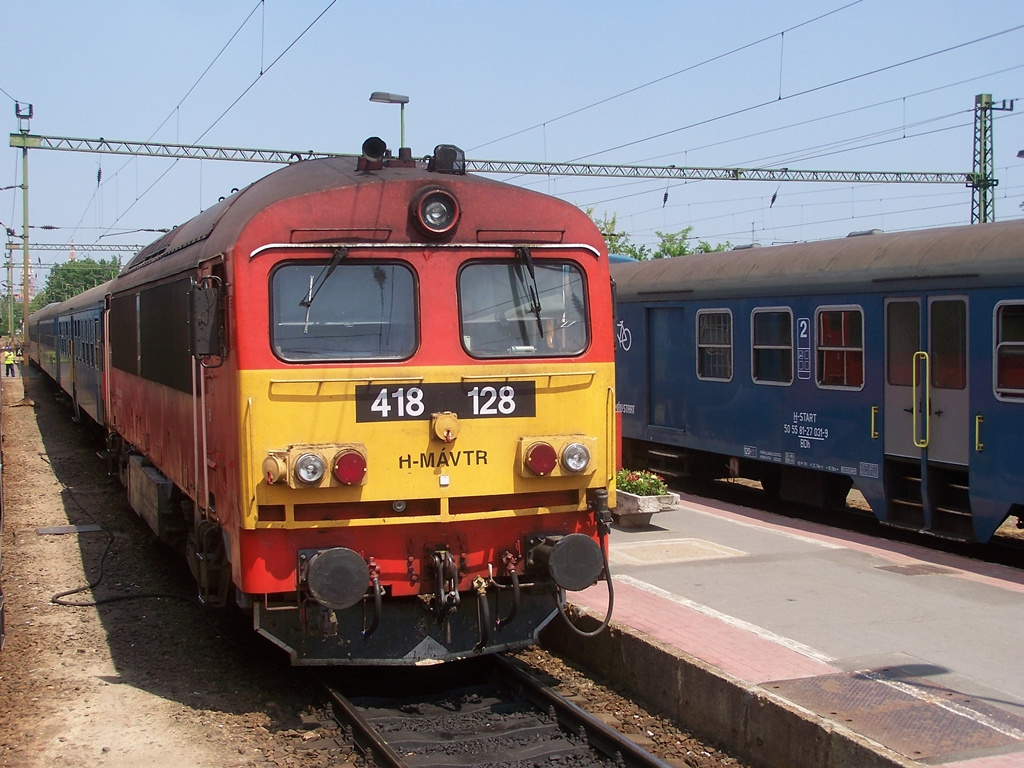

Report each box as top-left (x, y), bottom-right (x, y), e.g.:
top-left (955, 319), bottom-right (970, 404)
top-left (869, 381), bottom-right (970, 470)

top-left (0, 369), bottom-right (348, 768)
top-left (0, 367), bottom-right (742, 768)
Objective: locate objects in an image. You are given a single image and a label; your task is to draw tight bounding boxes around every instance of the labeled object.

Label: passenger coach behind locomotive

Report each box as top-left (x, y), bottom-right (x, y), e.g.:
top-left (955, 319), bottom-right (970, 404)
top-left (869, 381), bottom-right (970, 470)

top-left (613, 220), bottom-right (1024, 544)
top-left (30, 138), bottom-right (617, 664)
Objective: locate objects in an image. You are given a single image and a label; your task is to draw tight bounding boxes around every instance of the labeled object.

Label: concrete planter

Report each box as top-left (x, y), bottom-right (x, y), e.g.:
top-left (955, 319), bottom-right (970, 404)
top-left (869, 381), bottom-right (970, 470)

top-left (613, 490), bottom-right (680, 528)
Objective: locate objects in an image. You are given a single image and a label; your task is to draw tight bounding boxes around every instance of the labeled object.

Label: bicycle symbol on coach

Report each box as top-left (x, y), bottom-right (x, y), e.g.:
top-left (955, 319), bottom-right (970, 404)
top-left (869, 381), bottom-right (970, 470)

top-left (616, 320), bottom-right (632, 351)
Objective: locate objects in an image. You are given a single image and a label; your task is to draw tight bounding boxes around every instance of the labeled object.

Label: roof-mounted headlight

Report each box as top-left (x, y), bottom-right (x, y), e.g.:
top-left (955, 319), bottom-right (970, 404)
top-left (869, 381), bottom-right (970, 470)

top-left (429, 144), bottom-right (466, 175)
top-left (410, 186), bottom-right (460, 238)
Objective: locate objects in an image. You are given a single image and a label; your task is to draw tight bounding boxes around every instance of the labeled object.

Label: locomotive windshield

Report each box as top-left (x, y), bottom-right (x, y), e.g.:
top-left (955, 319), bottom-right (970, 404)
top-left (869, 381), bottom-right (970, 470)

top-left (458, 259), bottom-right (588, 358)
top-left (271, 261), bottom-right (416, 361)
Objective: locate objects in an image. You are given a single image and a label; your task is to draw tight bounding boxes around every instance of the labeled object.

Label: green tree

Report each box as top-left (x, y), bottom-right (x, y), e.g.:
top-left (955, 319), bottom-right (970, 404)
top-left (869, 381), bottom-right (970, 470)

top-left (587, 209), bottom-right (730, 259)
top-left (584, 208), bottom-right (631, 255)
top-left (617, 240), bottom-right (653, 261)
top-left (650, 227), bottom-right (730, 258)
top-left (37, 257), bottom-right (121, 305)
top-left (0, 296), bottom-right (25, 338)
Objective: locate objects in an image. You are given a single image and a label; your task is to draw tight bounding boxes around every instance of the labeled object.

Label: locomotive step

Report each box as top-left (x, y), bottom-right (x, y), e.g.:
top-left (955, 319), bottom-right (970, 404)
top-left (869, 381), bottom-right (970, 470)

top-left (647, 449), bottom-right (683, 460)
top-left (648, 467), bottom-right (684, 479)
top-left (933, 505), bottom-right (972, 518)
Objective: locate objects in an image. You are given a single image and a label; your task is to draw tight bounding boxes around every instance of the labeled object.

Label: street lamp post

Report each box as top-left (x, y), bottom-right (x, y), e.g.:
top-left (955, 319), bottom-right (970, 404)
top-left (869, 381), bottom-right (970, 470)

top-left (369, 91), bottom-right (410, 152)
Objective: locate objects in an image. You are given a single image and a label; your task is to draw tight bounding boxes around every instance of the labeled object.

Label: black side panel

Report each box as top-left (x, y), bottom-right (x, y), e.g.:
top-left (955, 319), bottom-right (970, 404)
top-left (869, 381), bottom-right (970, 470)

top-left (139, 278), bottom-right (192, 393)
top-left (109, 293), bottom-right (138, 374)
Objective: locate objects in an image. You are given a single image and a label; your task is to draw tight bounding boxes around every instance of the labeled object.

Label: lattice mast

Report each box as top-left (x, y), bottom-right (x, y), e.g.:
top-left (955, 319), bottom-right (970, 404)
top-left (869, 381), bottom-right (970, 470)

top-left (971, 93), bottom-right (1014, 224)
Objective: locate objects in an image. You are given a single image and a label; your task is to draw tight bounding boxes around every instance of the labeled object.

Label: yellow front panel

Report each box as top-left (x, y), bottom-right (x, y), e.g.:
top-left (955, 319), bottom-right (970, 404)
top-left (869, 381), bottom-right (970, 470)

top-left (238, 363), bottom-right (615, 528)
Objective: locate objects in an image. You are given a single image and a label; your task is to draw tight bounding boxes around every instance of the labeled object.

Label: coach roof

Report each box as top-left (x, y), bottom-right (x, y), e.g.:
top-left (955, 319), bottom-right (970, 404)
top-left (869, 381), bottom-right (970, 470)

top-left (611, 219), bottom-right (1024, 301)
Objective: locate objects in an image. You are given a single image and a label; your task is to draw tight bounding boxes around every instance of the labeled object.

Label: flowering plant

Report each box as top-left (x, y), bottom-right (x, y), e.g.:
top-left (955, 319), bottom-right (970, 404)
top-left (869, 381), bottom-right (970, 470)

top-left (615, 468), bottom-right (668, 496)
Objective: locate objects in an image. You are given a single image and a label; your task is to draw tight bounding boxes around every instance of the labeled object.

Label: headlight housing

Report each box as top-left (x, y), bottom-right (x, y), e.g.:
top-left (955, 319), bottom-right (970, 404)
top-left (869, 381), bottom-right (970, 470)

top-left (560, 442), bottom-right (591, 473)
top-left (410, 186), bottom-right (460, 237)
top-left (294, 453), bottom-right (326, 485)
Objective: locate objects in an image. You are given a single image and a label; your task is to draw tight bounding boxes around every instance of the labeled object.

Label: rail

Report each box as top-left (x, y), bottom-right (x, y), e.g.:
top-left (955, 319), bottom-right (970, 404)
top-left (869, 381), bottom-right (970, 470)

top-left (325, 655), bottom-right (674, 768)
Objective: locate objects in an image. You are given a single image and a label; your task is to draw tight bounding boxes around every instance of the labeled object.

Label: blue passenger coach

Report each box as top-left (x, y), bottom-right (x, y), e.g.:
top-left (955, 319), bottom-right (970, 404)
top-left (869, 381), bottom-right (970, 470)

top-left (612, 220), bottom-right (1024, 543)
top-left (27, 279), bottom-right (111, 425)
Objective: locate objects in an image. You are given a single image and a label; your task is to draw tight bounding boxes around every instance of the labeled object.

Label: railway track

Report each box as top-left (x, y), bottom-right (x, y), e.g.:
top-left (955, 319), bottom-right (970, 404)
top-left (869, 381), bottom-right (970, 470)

top-left (324, 655), bottom-right (676, 768)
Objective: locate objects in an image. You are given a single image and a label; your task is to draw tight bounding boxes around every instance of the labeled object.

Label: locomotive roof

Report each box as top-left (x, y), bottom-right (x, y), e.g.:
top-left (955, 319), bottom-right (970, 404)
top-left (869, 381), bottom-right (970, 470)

top-left (611, 219), bottom-right (1024, 301)
top-left (113, 153), bottom-right (538, 290)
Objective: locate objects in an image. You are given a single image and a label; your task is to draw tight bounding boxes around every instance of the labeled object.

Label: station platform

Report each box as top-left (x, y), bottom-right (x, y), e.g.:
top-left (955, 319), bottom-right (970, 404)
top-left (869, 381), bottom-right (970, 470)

top-left (563, 491), bottom-right (1024, 768)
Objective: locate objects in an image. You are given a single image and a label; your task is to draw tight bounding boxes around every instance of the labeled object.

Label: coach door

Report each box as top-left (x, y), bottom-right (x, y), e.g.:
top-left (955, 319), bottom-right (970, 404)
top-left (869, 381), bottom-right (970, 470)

top-left (884, 297), bottom-right (969, 466)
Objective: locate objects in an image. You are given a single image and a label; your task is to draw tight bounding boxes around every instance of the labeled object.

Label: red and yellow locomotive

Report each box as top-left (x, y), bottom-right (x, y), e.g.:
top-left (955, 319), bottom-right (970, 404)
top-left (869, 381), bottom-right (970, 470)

top-left (37, 139), bottom-right (616, 664)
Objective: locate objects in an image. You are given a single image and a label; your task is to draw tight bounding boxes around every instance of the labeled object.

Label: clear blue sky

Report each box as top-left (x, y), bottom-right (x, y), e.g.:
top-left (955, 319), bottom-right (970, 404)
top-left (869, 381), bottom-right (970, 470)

top-left (2, 0), bottom-right (1022, 282)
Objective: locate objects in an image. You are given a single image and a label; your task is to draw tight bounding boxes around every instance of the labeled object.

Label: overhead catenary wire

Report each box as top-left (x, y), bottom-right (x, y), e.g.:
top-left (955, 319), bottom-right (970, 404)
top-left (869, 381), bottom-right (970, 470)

top-left (565, 23), bottom-right (1024, 165)
top-left (468, 0), bottom-right (865, 153)
top-left (702, 204), bottom-right (1024, 244)
top-left (574, 109), bottom-right (1021, 238)
top-left (96, 1), bottom-right (338, 239)
top-left (510, 61), bottom-right (1024, 204)
top-left (488, 24), bottom-right (1023, 238)
top-left (567, 109), bottom-right (978, 208)
top-left (67, 2), bottom-right (267, 249)
top-left (9, 6), bottom-right (1024, 259)
top-left (636, 63), bottom-right (1024, 167)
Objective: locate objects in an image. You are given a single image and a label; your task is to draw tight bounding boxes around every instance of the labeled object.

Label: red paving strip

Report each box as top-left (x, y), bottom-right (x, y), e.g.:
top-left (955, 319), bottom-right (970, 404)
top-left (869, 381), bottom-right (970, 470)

top-left (943, 756), bottom-right (1024, 767)
top-left (573, 498), bottom-right (1024, 767)
top-left (574, 578), bottom-right (837, 684)
top-left (575, 574), bottom-right (1024, 768)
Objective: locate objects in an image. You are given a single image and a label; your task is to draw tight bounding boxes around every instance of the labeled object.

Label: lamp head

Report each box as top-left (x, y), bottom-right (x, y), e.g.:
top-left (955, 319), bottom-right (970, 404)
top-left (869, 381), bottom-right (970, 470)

top-left (369, 92), bottom-right (409, 105)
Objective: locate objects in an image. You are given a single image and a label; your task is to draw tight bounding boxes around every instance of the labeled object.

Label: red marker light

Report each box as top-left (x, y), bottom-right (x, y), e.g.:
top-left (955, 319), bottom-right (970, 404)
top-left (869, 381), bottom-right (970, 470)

top-left (333, 450), bottom-right (367, 485)
top-left (524, 442), bottom-right (558, 476)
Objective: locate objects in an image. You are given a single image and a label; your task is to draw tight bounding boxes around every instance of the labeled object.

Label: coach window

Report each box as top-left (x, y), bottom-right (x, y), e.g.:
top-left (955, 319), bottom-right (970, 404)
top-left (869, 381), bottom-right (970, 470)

top-left (995, 302), bottom-right (1024, 399)
top-left (816, 307), bottom-right (864, 389)
top-left (751, 308), bottom-right (793, 384)
top-left (932, 299), bottom-right (967, 390)
top-left (271, 261), bottom-right (416, 361)
top-left (696, 309), bottom-right (733, 381)
top-left (458, 260), bottom-right (588, 358)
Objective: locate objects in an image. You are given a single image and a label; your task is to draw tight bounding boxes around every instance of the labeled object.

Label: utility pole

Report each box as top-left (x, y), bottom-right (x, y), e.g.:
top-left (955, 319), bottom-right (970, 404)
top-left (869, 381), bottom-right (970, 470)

top-left (971, 93), bottom-right (1014, 224)
top-left (15, 102), bottom-right (32, 350)
top-left (6, 258), bottom-right (12, 347)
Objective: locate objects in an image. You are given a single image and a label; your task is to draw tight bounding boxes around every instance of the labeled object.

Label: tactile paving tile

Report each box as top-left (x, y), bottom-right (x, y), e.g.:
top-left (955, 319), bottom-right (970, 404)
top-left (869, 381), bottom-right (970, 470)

top-left (766, 668), bottom-right (1024, 760)
top-left (874, 563), bottom-right (954, 576)
top-left (608, 537), bottom-right (746, 566)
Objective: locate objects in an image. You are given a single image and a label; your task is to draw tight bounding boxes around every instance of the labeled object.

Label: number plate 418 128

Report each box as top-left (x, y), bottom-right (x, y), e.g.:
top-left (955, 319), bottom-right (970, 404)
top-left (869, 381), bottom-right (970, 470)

top-left (355, 382), bottom-right (536, 422)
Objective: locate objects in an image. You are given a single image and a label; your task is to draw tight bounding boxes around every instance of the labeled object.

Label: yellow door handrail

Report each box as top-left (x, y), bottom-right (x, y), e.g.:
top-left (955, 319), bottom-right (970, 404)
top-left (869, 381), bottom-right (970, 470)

top-left (912, 351), bottom-right (930, 448)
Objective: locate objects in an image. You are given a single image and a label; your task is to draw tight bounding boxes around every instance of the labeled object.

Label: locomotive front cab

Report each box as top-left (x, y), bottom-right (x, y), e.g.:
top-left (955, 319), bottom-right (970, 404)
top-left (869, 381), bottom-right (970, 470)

top-left (228, 145), bottom-right (616, 663)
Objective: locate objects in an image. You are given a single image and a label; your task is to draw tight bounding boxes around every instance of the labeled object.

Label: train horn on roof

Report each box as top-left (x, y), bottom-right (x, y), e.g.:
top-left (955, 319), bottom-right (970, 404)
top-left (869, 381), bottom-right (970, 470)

top-left (361, 136), bottom-right (387, 162)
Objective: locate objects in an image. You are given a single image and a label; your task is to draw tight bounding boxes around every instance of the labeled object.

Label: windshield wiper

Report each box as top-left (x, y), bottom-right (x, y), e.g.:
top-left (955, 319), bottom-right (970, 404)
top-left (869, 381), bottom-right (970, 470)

top-left (515, 246), bottom-right (544, 336)
top-left (300, 247), bottom-right (348, 333)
